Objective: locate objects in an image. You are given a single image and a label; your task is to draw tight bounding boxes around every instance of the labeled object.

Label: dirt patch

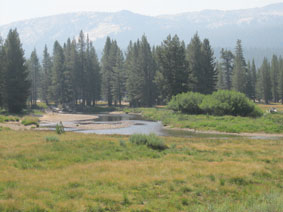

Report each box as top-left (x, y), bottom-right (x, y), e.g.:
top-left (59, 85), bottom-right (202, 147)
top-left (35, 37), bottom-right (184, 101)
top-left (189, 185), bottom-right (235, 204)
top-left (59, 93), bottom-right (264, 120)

top-left (40, 113), bottom-right (98, 123)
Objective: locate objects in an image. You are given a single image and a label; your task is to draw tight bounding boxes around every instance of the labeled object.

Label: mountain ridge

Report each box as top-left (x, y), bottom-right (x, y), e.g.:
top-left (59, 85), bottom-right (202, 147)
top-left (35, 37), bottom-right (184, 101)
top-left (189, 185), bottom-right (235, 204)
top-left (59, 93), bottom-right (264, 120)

top-left (1, 2), bottom-right (283, 64)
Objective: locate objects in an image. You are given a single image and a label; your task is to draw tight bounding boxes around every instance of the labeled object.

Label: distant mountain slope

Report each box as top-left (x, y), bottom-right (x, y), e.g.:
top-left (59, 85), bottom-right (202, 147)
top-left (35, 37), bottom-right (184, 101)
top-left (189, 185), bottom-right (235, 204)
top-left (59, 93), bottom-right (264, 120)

top-left (1, 3), bottom-right (283, 63)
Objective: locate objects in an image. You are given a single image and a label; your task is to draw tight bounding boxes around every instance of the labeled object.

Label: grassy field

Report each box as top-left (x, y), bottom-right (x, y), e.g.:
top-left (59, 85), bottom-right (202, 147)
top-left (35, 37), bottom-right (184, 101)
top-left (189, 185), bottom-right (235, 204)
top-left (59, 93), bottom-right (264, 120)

top-left (0, 130), bottom-right (282, 211)
top-left (124, 107), bottom-right (283, 134)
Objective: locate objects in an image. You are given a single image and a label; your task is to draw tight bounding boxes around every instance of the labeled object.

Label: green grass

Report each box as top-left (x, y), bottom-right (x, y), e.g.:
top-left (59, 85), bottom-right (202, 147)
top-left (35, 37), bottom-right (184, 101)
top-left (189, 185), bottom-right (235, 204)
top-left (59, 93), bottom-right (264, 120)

top-left (0, 115), bottom-right (20, 123)
top-left (125, 107), bottom-right (283, 133)
top-left (21, 116), bottom-right (40, 126)
top-left (0, 130), bottom-right (282, 211)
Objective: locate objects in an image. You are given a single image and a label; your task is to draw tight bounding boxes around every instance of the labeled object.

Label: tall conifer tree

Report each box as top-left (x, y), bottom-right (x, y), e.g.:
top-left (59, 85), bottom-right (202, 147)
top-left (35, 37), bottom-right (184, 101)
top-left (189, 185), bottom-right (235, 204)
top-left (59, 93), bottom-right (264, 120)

top-left (2, 29), bottom-right (30, 113)
top-left (155, 35), bottom-right (189, 103)
top-left (256, 58), bottom-right (272, 104)
top-left (232, 40), bottom-right (248, 95)
top-left (270, 55), bottom-right (279, 102)
top-left (41, 45), bottom-right (52, 105)
top-left (220, 49), bottom-right (234, 90)
top-left (27, 49), bottom-right (41, 105)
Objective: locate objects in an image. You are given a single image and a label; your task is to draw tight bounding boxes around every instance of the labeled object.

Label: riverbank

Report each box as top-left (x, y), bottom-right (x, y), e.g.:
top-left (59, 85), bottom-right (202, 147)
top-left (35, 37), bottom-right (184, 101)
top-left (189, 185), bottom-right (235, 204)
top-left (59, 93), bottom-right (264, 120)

top-left (0, 130), bottom-right (282, 211)
top-left (124, 107), bottom-right (283, 134)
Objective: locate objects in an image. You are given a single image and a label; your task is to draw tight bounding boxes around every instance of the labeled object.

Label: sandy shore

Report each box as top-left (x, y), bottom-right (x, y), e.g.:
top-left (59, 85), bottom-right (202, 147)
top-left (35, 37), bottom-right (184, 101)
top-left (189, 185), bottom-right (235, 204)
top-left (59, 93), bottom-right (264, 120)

top-left (39, 112), bottom-right (133, 130)
top-left (40, 113), bottom-right (99, 123)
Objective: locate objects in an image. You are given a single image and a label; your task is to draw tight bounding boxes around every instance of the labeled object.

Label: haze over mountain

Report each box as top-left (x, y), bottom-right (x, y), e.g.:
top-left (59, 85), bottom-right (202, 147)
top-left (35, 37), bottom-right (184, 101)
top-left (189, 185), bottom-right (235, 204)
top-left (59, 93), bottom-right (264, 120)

top-left (1, 3), bottom-right (283, 64)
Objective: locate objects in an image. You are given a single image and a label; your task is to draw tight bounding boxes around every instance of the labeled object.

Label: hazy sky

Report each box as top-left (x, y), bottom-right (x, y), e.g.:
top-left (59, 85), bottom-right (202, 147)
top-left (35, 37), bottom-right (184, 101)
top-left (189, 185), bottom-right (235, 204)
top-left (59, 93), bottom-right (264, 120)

top-left (1, 0), bottom-right (282, 25)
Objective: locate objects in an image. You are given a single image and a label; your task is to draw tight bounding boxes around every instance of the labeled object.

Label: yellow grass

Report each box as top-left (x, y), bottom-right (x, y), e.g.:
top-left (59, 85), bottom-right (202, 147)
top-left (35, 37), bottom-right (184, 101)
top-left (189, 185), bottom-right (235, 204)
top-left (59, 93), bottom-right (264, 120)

top-left (0, 130), bottom-right (282, 211)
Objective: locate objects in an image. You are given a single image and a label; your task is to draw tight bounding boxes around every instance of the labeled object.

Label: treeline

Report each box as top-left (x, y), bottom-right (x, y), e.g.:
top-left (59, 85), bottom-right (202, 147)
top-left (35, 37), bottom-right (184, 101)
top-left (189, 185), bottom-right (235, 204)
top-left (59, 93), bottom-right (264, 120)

top-left (217, 42), bottom-right (283, 104)
top-left (0, 29), bottom-right (283, 113)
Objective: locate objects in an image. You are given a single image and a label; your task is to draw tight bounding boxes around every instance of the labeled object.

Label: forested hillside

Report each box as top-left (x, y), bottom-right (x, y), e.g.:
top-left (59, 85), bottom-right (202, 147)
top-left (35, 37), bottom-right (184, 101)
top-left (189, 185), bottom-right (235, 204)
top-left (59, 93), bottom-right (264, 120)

top-left (1, 29), bottom-right (282, 113)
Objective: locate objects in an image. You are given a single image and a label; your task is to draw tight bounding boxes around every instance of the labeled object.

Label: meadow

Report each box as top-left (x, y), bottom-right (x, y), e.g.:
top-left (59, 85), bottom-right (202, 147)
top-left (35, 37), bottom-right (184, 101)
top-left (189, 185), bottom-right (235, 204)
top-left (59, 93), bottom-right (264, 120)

top-left (0, 129), bottom-right (282, 211)
top-left (124, 106), bottom-right (283, 134)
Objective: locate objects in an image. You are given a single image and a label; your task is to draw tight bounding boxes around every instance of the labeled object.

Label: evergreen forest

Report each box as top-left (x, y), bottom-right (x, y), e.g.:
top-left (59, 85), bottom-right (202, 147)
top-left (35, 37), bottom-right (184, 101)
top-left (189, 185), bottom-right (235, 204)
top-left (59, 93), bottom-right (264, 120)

top-left (1, 28), bottom-right (283, 113)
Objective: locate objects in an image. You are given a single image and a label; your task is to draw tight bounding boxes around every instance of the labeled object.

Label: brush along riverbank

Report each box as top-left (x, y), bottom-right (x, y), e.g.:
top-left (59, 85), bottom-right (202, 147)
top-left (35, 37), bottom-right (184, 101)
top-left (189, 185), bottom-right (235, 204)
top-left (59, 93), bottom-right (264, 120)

top-left (124, 107), bottom-right (283, 134)
top-left (0, 129), bottom-right (282, 211)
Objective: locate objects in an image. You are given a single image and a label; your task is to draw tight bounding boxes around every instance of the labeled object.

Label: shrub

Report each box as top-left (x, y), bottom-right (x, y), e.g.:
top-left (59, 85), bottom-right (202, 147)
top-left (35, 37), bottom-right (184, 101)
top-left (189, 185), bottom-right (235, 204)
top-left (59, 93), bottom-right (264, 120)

top-left (56, 122), bottom-right (65, 134)
top-left (45, 136), bottom-right (59, 142)
top-left (0, 115), bottom-right (19, 123)
top-left (129, 133), bottom-right (168, 150)
top-left (168, 92), bottom-right (205, 114)
top-left (146, 134), bottom-right (168, 150)
top-left (21, 116), bottom-right (39, 127)
top-left (200, 90), bottom-right (263, 117)
top-left (129, 134), bottom-right (148, 145)
top-left (119, 140), bottom-right (127, 147)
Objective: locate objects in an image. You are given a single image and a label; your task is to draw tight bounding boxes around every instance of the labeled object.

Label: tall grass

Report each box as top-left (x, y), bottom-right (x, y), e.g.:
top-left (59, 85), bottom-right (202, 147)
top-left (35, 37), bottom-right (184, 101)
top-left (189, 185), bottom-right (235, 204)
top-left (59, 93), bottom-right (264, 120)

top-left (0, 131), bottom-right (281, 211)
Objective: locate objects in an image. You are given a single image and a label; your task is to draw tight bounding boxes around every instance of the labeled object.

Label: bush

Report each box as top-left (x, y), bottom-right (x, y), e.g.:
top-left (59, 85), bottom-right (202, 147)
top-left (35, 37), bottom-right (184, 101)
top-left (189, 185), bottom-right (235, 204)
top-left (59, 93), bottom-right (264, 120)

top-left (0, 115), bottom-right (19, 123)
top-left (21, 116), bottom-right (39, 127)
top-left (168, 90), bottom-right (263, 117)
top-left (45, 136), bottom-right (59, 142)
top-left (56, 122), bottom-right (65, 134)
top-left (200, 90), bottom-right (263, 117)
top-left (129, 134), bottom-right (148, 145)
top-left (146, 134), bottom-right (168, 150)
top-left (168, 92), bottom-right (205, 114)
top-left (129, 133), bottom-right (168, 150)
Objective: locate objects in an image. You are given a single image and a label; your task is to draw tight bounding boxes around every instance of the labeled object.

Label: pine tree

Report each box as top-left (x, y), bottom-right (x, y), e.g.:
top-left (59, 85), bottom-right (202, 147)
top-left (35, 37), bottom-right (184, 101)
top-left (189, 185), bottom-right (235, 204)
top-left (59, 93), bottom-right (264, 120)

top-left (246, 61), bottom-right (256, 100)
top-left (77, 30), bottom-right (87, 105)
top-left (125, 41), bottom-right (142, 106)
top-left (201, 39), bottom-right (217, 94)
top-left (279, 57), bottom-right (283, 104)
top-left (111, 41), bottom-right (125, 106)
top-left (216, 62), bottom-right (226, 90)
top-left (220, 48), bottom-right (234, 90)
top-left (41, 45), bottom-right (52, 105)
top-left (270, 55), bottom-right (279, 102)
top-left (256, 58), bottom-right (272, 104)
top-left (70, 39), bottom-right (80, 105)
top-left (27, 49), bottom-right (41, 106)
top-left (89, 42), bottom-right (101, 105)
top-left (62, 38), bottom-right (74, 104)
top-left (51, 41), bottom-right (65, 104)
top-left (155, 35), bottom-right (189, 103)
top-left (251, 60), bottom-right (257, 101)
top-left (101, 37), bottom-right (113, 106)
top-left (232, 40), bottom-right (248, 95)
top-left (0, 36), bottom-right (4, 108)
top-left (2, 29), bottom-right (30, 113)
top-left (126, 35), bottom-right (156, 107)
top-left (187, 33), bottom-right (202, 92)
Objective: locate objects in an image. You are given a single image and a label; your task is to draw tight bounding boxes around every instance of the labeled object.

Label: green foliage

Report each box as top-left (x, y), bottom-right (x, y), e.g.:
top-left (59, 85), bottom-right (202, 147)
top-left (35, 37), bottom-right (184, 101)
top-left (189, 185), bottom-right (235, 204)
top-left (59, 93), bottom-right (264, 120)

top-left (27, 49), bottom-right (41, 106)
top-left (155, 34), bottom-right (189, 103)
top-left (0, 115), bottom-right (19, 123)
top-left (200, 90), bottom-right (263, 117)
top-left (21, 116), bottom-right (39, 126)
top-left (2, 29), bottom-right (30, 113)
top-left (129, 133), bottom-right (168, 150)
top-left (56, 122), bottom-right (65, 134)
top-left (168, 92), bottom-right (204, 114)
top-left (129, 134), bottom-right (148, 145)
top-left (45, 136), bottom-right (59, 142)
top-left (168, 90), bottom-right (262, 117)
top-left (126, 35), bottom-right (156, 107)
